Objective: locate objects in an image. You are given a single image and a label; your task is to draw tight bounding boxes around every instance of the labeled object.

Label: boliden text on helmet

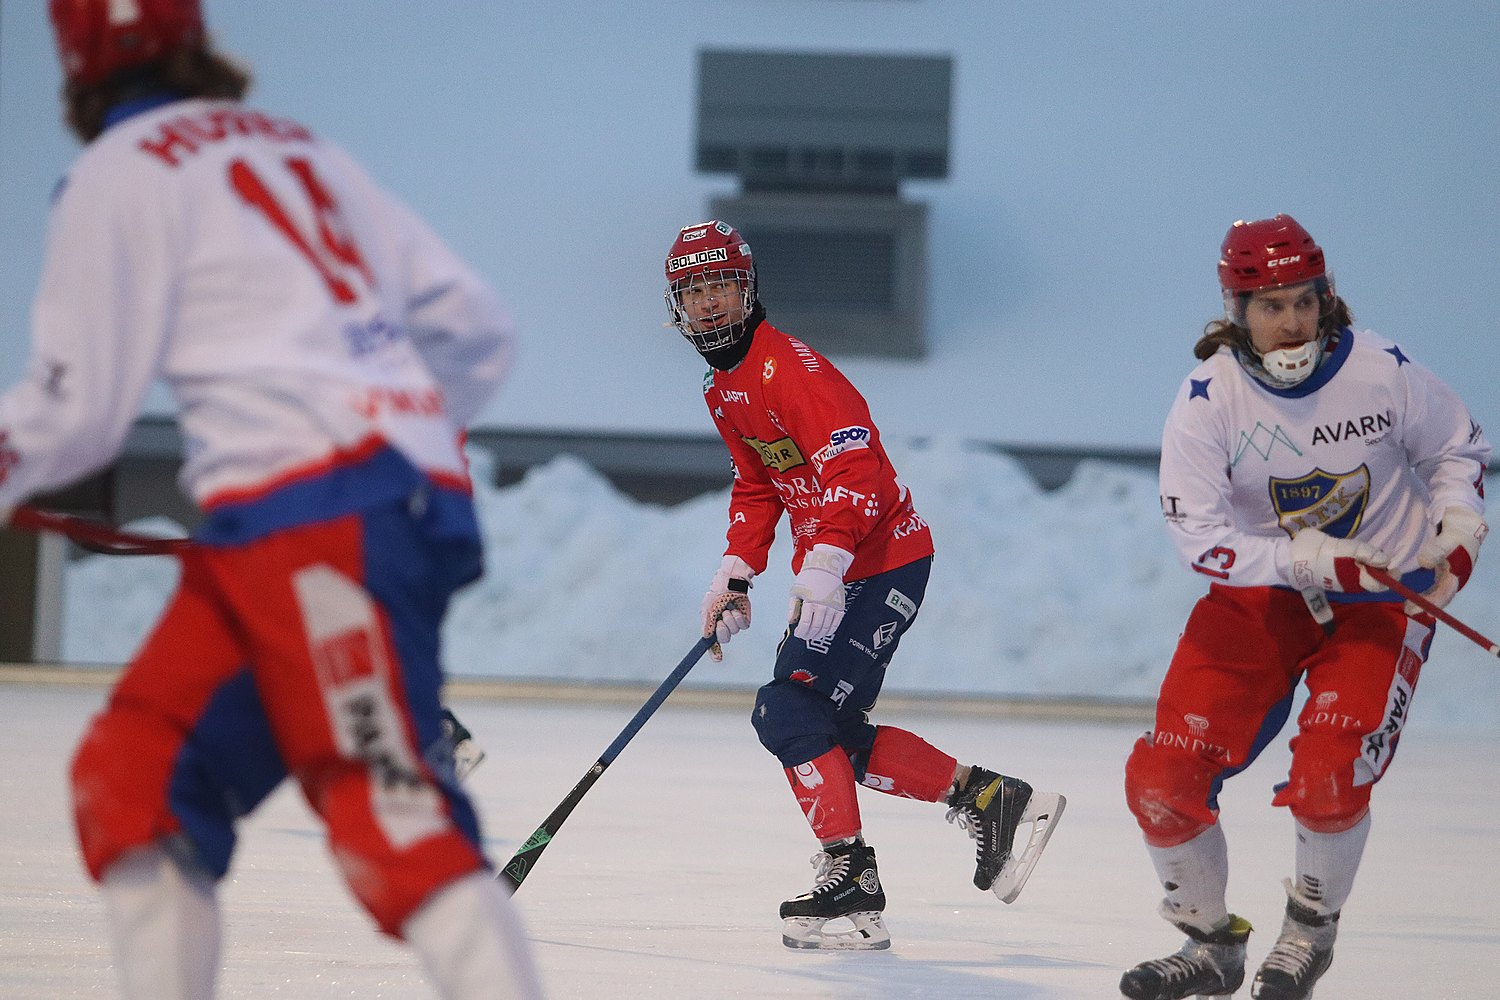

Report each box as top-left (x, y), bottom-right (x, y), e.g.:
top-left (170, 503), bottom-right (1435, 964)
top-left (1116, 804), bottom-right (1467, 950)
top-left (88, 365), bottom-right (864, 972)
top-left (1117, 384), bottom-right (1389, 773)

top-left (667, 247), bottom-right (730, 274)
top-left (137, 108), bottom-right (314, 168)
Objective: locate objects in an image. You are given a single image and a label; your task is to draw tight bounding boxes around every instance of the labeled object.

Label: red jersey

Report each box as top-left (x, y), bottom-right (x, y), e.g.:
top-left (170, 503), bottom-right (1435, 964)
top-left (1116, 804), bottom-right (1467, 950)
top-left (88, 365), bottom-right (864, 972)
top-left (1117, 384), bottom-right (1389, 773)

top-left (704, 321), bottom-right (933, 579)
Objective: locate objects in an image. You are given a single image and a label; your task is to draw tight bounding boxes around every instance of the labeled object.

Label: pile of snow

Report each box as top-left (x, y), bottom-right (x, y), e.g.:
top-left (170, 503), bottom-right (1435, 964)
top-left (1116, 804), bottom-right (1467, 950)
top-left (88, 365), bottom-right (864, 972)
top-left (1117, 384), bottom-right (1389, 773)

top-left (62, 441), bottom-right (1500, 727)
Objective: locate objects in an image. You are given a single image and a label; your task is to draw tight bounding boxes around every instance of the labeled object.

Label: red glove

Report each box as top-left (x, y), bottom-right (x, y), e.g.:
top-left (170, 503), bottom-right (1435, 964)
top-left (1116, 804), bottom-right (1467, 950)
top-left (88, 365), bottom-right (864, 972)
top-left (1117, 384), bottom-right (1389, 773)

top-left (1409, 506), bottom-right (1488, 614)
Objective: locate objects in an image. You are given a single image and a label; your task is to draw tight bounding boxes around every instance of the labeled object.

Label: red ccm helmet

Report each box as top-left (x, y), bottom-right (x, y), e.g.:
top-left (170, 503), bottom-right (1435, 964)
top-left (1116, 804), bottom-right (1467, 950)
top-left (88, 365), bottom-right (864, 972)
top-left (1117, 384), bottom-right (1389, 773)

top-left (50, 0), bottom-right (205, 86)
top-left (1217, 214), bottom-right (1334, 325)
top-left (664, 220), bottom-right (757, 354)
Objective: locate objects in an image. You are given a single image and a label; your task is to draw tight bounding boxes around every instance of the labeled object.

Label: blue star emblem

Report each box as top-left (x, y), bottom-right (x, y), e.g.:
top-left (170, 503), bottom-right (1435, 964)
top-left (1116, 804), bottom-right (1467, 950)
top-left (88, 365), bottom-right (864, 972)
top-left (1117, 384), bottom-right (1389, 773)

top-left (1385, 345), bottom-right (1409, 366)
top-left (1189, 378), bottom-right (1212, 400)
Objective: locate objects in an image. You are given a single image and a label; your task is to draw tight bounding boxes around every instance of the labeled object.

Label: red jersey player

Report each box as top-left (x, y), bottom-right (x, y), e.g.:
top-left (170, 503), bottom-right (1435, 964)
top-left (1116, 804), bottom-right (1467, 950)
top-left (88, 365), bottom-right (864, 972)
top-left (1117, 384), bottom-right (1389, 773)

top-left (665, 220), bottom-right (1066, 950)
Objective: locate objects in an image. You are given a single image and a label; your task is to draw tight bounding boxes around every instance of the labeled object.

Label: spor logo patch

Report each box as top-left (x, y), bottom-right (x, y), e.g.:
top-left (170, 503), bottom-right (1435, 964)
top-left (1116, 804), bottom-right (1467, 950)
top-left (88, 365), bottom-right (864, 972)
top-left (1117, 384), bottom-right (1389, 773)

top-left (811, 425), bottom-right (872, 471)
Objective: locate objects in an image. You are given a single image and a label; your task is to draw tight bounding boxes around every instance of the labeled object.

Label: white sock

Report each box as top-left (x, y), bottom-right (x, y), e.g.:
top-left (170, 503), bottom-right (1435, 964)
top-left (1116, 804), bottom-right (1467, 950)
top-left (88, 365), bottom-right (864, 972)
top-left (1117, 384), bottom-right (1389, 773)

top-left (1293, 811), bottom-right (1371, 914)
top-left (404, 872), bottom-right (545, 1000)
top-left (99, 843), bottom-right (220, 1000)
top-left (1146, 824), bottom-right (1230, 933)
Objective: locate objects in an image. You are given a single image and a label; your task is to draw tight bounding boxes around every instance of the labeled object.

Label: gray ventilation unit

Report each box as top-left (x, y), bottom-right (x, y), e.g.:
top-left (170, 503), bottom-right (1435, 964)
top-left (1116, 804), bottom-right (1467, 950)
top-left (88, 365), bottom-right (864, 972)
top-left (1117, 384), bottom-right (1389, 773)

top-left (697, 50), bottom-right (952, 194)
top-left (710, 192), bottom-right (927, 358)
top-left (696, 50), bottom-right (951, 358)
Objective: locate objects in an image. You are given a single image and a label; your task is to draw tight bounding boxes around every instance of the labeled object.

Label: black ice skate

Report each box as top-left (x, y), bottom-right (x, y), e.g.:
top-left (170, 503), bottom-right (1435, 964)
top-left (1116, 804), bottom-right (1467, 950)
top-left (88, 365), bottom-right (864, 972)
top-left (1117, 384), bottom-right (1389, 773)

top-left (1250, 889), bottom-right (1338, 999)
top-left (440, 707), bottom-right (486, 782)
top-left (1119, 914), bottom-right (1252, 1000)
top-left (779, 840), bottom-right (889, 951)
top-left (945, 766), bottom-right (1065, 902)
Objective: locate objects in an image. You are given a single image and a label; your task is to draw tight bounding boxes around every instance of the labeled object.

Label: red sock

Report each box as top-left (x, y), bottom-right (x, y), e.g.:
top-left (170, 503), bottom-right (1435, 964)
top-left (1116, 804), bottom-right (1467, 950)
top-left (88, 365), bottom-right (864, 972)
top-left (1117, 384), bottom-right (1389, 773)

top-left (785, 748), bottom-right (862, 843)
top-left (863, 726), bottom-right (959, 803)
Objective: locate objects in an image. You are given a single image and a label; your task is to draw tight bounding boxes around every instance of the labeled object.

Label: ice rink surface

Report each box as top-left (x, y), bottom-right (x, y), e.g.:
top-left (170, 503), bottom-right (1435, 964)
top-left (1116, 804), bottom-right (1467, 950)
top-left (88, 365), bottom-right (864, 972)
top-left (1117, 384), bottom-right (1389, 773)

top-left (3, 679), bottom-right (1496, 998)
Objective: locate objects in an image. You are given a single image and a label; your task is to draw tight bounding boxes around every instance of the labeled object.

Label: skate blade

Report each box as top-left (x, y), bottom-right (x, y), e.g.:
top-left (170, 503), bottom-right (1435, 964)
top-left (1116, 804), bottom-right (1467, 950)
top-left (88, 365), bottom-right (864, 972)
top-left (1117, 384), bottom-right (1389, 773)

top-left (781, 912), bottom-right (891, 951)
top-left (991, 791), bottom-right (1065, 904)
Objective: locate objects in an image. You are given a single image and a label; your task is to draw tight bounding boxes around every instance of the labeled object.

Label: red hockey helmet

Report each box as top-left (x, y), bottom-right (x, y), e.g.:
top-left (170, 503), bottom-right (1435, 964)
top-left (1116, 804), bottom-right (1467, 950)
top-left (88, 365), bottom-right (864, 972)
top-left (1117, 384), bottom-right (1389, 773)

top-left (1218, 214), bottom-right (1327, 294)
top-left (664, 220), bottom-right (758, 353)
top-left (50, 0), bottom-right (205, 86)
top-left (1218, 214), bottom-right (1334, 325)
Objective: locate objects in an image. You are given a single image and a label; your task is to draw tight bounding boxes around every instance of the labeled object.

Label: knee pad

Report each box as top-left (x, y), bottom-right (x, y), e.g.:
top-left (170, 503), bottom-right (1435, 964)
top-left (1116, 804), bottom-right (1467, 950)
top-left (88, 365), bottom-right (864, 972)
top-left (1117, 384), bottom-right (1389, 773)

top-left (71, 705), bottom-right (187, 881)
top-left (1124, 734), bottom-right (1222, 846)
top-left (311, 763), bottom-right (488, 935)
top-left (751, 681), bottom-right (837, 768)
top-left (1272, 734), bottom-right (1371, 831)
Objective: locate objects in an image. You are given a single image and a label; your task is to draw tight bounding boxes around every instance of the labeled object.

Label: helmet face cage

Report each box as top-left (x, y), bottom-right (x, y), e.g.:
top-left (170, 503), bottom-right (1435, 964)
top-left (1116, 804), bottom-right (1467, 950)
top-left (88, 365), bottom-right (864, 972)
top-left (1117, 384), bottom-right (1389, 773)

top-left (664, 221), bottom-right (757, 354)
top-left (666, 268), bottom-right (757, 353)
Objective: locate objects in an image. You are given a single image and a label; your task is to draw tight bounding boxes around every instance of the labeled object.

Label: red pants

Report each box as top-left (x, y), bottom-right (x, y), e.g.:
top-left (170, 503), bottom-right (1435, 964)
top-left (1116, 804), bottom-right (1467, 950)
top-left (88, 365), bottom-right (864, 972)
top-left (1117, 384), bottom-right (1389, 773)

top-left (1125, 585), bottom-right (1432, 845)
top-left (70, 505), bottom-right (487, 935)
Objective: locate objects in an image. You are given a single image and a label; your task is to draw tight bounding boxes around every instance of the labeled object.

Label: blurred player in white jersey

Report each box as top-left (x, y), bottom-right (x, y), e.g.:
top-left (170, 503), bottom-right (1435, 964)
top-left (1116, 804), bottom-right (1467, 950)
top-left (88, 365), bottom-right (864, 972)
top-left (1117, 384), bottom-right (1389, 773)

top-left (0, 2), bottom-right (543, 997)
top-left (1119, 215), bottom-right (1489, 1000)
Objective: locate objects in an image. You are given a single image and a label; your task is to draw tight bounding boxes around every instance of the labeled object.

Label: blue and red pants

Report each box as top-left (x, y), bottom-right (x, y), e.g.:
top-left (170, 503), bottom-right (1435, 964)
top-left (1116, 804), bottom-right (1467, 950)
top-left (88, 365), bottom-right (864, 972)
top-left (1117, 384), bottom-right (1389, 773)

top-left (1125, 583), bottom-right (1434, 845)
top-left (71, 452), bottom-right (489, 935)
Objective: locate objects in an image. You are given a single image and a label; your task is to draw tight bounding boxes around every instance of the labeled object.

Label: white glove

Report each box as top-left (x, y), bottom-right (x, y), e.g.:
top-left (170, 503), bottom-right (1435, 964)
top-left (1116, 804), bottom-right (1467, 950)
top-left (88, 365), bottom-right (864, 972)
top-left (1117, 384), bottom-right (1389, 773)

top-left (1409, 506), bottom-right (1488, 614)
top-left (701, 555), bottom-right (754, 661)
top-left (788, 544), bottom-right (855, 642)
top-left (1288, 527), bottom-right (1391, 593)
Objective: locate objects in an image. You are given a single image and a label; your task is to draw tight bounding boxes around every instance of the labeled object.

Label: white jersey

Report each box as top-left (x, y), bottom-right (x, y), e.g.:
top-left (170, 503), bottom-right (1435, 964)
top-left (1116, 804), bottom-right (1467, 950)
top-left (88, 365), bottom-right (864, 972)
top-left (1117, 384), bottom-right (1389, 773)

top-left (0, 97), bottom-right (512, 515)
top-left (1160, 328), bottom-right (1489, 589)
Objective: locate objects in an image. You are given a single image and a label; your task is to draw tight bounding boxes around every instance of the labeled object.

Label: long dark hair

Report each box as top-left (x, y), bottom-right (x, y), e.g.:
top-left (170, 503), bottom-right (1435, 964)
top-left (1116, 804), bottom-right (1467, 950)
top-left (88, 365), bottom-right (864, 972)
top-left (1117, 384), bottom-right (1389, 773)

top-left (1193, 295), bottom-right (1353, 362)
top-left (64, 43), bottom-right (251, 142)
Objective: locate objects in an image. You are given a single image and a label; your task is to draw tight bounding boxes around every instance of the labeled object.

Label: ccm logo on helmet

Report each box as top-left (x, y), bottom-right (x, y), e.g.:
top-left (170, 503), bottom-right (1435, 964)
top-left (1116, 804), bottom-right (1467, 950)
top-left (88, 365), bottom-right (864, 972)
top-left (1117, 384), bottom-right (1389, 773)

top-left (1268, 255), bottom-right (1302, 267)
top-left (667, 247), bottom-right (729, 274)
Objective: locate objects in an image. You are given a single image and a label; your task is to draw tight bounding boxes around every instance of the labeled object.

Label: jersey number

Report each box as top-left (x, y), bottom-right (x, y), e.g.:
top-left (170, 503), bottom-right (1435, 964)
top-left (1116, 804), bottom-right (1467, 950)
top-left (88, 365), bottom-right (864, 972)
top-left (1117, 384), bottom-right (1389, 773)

top-left (229, 157), bottom-right (375, 304)
top-left (1193, 546), bottom-right (1235, 580)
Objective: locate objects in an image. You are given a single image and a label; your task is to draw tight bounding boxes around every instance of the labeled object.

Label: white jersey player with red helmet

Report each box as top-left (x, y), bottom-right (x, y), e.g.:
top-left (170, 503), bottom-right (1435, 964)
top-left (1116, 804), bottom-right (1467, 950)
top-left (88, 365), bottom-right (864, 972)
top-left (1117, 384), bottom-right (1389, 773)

top-left (0, 3), bottom-right (542, 998)
top-left (1119, 215), bottom-right (1489, 1000)
top-left (667, 220), bottom-right (1065, 951)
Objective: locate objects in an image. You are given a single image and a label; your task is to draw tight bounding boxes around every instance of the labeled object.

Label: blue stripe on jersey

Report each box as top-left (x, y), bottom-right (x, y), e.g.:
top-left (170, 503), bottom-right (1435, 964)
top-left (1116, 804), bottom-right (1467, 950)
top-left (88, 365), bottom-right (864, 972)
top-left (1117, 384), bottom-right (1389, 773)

top-left (102, 91), bottom-right (187, 131)
top-left (193, 444), bottom-right (479, 549)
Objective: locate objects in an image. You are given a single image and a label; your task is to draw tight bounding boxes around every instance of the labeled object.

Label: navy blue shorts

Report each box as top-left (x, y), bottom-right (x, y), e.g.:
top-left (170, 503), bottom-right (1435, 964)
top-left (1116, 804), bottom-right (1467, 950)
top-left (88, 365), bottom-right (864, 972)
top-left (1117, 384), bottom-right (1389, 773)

top-left (750, 556), bottom-right (932, 769)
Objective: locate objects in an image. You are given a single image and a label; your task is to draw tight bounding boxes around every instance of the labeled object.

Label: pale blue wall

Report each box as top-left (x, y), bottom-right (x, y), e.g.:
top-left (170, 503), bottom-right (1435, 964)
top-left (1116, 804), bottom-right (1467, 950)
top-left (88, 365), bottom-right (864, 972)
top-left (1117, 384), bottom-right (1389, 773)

top-left (2, 1), bottom-right (1496, 450)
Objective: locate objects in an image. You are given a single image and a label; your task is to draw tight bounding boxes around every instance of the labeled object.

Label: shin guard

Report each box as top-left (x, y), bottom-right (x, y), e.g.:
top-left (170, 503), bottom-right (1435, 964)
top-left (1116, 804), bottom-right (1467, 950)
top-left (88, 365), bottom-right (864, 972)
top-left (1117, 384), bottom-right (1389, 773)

top-left (863, 725), bottom-right (959, 802)
top-left (787, 748), bottom-right (862, 843)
